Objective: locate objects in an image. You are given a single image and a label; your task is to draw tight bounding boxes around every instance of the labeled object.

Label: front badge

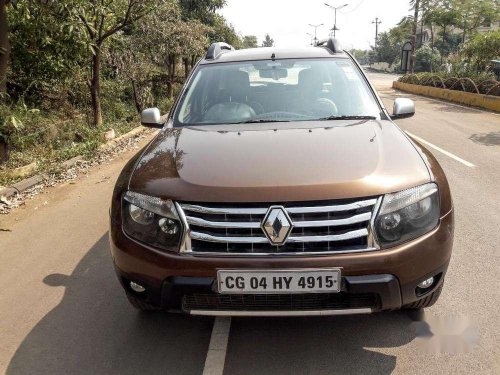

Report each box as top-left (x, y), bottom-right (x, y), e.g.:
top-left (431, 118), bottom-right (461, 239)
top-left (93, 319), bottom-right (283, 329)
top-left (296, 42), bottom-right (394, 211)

top-left (261, 206), bottom-right (294, 245)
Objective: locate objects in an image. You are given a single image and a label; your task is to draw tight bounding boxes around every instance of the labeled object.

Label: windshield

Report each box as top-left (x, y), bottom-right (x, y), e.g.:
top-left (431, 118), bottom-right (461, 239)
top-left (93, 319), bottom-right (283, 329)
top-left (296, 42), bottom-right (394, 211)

top-left (174, 58), bottom-right (381, 126)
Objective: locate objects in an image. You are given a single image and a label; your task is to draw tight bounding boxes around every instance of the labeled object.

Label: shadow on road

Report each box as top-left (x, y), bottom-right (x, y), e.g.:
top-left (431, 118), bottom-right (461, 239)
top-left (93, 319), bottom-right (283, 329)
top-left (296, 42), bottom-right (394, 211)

top-left (225, 311), bottom-right (415, 375)
top-left (469, 131), bottom-right (500, 146)
top-left (6, 234), bottom-right (213, 375)
top-left (7, 233), bottom-right (417, 375)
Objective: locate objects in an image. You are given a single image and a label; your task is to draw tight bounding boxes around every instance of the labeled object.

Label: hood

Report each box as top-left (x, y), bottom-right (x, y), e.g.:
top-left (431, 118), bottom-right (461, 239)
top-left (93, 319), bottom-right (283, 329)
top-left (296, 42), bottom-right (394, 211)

top-left (128, 120), bottom-right (430, 202)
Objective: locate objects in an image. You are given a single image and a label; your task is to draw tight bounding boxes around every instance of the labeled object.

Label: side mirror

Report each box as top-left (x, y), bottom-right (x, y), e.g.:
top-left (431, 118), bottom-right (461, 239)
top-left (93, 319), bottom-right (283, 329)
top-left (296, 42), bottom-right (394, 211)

top-left (391, 98), bottom-right (415, 119)
top-left (141, 107), bottom-right (163, 128)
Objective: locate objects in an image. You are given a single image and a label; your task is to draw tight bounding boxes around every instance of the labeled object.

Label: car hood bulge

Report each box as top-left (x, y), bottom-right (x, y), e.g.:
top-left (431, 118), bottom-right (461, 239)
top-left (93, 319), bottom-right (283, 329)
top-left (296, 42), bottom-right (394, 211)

top-left (129, 120), bottom-right (430, 202)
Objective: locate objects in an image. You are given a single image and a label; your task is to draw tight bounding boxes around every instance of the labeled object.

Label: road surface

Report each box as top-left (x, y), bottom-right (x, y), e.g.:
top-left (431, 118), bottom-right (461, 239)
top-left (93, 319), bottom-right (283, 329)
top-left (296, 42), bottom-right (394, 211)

top-left (0, 71), bottom-right (499, 374)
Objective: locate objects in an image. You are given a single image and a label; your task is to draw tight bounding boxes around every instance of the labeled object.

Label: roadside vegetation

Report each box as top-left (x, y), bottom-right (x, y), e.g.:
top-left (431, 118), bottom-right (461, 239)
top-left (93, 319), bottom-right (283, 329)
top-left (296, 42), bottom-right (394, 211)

top-left (364, 0), bottom-right (499, 83)
top-left (0, 0), bottom-right (271, 187)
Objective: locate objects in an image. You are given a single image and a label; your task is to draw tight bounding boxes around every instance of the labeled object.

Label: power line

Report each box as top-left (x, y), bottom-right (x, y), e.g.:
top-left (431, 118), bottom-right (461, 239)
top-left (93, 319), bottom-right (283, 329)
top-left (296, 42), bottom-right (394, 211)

top-left (339, 0), bottom-right (365, 14)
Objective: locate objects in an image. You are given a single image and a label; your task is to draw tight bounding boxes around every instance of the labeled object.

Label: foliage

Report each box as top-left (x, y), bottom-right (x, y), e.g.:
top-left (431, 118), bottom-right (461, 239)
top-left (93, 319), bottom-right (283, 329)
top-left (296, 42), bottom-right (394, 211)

top-left (398, 71), bottom-right (499, 96)
top-left (0, 0), bottom-right (238, 170)
top-left (242, 35), bottom-right (258, 49)
top-left (371, 17), bottom-right (413, 66)
top-left (415, 43), bottom-right (442, 71)
top-left (460, 30), bottom-right (500, 73)
top-left (261, 34), bottom-right (274, 47)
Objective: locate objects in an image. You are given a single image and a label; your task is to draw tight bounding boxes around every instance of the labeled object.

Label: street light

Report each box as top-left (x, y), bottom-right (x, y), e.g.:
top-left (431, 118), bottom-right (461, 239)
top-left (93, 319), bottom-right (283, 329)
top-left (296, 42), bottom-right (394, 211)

top-left (324, 3), bottom-right (348, 38)
top-left (308, 23), bottom-right (324, 46)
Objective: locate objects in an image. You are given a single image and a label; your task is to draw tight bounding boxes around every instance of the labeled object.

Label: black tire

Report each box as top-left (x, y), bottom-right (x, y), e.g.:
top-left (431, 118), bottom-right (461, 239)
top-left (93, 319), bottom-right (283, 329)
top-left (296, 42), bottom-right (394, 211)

top-left (403, 283), bottom-right (443, 310)
top-left (126, 293), bottom-right (161, 312)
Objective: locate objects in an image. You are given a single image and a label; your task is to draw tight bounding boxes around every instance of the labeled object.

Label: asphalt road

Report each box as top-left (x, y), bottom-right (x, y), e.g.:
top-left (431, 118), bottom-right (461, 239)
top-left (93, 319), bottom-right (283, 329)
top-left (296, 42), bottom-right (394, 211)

top-left (1, 71), bottom-right (499, 374)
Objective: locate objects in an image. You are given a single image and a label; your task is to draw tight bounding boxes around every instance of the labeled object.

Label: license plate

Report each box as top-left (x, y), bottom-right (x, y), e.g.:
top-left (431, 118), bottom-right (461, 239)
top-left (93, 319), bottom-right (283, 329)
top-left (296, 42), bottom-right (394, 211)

top-left (217, 269), bottom-right (341, 294)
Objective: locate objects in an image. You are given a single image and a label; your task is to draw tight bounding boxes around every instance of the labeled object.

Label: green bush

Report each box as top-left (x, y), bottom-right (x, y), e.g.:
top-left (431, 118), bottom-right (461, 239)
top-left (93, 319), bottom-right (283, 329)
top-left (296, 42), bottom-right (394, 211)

top-left (415, 44), bottom-right (441, 73)
top-left (398, 72), bottom-right (499, 96)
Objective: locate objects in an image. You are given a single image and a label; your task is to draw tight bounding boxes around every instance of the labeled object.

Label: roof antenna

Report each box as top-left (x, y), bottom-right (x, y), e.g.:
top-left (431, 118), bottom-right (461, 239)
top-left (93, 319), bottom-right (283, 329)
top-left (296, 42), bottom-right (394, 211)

top-left (271, 52), bottom-right (276, 61)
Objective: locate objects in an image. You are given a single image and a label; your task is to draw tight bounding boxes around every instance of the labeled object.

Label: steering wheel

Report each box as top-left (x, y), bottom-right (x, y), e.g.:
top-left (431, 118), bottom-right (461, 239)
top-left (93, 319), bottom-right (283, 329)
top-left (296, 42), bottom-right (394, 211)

top-left (312, 98), bottom-right (339, 117)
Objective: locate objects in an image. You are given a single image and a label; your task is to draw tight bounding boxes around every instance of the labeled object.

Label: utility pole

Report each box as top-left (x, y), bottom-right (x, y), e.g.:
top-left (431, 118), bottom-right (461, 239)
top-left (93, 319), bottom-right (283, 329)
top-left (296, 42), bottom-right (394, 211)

top-left (308, 23), bottom-right (323, 45)
top-left (372, 17), bottom-right (382, 47)
top-left (325, 3), bottom-right (349, 38)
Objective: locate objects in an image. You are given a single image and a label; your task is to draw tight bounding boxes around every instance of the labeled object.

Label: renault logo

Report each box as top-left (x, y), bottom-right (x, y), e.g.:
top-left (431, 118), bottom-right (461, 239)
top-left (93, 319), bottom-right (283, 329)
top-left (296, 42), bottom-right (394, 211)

top-left (261, 206), bottom-right (294, 245)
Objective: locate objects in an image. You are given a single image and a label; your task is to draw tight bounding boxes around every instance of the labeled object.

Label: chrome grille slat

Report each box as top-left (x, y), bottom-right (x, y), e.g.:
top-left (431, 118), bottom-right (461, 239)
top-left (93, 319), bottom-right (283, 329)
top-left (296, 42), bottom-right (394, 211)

top-left (190, 228), bottom-right (368, 244)
top-left (185, 212), bottom-right (371, 229)
top-left (181, 198), bottom-right (377, 216)
top-left (179, 197), bottom-right (380, 255)
top-left (187, 217), bottom-right (261, 229)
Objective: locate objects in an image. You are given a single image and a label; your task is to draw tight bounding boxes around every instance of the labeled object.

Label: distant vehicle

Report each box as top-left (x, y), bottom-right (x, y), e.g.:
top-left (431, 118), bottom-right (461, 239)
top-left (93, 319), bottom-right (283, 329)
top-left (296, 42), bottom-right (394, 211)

top-left (109, 38), bottom-right (454, 316)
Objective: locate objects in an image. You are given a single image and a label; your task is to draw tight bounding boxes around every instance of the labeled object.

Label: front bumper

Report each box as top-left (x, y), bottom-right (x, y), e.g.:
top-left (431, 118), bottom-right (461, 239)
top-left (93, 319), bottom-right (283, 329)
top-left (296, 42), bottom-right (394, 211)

top-left (110, 211), bottom-right (453, 314)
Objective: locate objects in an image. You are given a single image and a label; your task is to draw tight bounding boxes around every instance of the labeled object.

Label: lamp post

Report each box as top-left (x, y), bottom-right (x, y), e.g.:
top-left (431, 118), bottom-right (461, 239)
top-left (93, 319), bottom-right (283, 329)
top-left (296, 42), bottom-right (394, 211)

top-left (308, 23), bottom-right (324, 45)
top-left (324, 3), bottom-right (348, 38)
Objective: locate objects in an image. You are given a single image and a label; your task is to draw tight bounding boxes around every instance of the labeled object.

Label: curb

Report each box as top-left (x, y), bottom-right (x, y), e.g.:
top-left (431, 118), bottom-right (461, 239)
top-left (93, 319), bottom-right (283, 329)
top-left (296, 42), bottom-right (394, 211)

top-left (0, 126), bottom-right (146, 200)
top-left (393, 81), bottom-right (500, 113)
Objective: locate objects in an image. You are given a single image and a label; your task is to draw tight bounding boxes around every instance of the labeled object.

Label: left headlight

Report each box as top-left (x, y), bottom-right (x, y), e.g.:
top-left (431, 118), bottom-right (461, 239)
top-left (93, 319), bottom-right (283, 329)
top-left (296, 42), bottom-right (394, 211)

top-left (375, 183), bottom-right (440, 248)
top-left (122, 191), bottom-right (183, 252)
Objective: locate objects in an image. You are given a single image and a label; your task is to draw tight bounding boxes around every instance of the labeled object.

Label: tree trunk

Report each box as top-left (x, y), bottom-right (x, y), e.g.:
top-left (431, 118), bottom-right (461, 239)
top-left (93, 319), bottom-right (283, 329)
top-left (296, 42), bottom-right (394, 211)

top-left (440, 25), bottom-right (446, 64)
top-left (409, 0), bottom-right (420, 73)
top-left (131, 79), bottom-right (141, 114)
top-left (90, 46), bottom-right (103, 127)
top-left (0, 0), bottom-right (10, 96)
top-left (430, 23), bottom-right (434, 50)
top-left (183, 57), bottom-right (190, 79)
top-left (0, 138), bottom-right (9, 163)
top-left (462, 20), bottom-right (467, 44)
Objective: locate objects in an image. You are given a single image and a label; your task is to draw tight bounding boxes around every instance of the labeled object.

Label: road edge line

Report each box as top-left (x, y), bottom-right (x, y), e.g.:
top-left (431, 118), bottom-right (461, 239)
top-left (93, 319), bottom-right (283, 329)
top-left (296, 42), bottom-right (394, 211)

top-left (406, 131), bottom-right (475, 168)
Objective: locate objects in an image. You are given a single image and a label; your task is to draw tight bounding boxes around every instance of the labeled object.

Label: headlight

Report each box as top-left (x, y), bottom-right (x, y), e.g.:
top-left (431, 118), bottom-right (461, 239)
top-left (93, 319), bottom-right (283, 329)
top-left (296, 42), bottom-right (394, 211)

top-left (375, 183), bottom-right (440, 248)
top-left (122, 191), bottom-right (183, 252)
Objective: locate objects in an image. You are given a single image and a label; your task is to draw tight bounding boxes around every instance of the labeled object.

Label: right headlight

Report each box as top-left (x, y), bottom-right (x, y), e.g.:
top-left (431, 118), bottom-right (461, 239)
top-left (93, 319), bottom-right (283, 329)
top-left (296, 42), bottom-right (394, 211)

top-left (121, 191), bottom-right (183, 252)
top-left (375, 183), bottom-right (440, 248)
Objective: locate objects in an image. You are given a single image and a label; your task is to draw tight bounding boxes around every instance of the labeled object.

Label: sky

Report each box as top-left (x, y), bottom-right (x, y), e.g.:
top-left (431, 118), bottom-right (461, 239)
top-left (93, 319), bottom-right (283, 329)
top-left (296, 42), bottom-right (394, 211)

top-left (219, 0), bottom-right (412, 50)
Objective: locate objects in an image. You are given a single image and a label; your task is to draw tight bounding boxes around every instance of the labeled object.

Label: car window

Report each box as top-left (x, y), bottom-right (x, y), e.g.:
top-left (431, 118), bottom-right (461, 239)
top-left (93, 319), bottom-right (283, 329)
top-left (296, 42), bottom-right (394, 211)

top-left (175, 58), bottom-right (381, 126)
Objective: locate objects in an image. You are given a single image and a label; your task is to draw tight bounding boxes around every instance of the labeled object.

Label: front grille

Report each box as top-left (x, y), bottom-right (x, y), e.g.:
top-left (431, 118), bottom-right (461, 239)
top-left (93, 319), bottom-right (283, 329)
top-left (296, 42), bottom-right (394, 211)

top-left (178, 198), bottom-right (380, 254)
top-left (182, 293), bottom-right (380, 312)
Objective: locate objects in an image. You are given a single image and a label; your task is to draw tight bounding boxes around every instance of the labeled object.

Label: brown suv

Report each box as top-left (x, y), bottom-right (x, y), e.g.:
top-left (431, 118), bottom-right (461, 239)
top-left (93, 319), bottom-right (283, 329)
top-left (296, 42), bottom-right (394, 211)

top-left (109, 39), bottom-right (453, 316)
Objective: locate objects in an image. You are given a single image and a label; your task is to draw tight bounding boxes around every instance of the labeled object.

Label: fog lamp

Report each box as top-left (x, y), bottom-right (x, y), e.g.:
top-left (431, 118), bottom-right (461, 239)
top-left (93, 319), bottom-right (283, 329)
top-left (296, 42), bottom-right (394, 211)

top-left (130, 281), bottom-right (146, 293)
top-left (417, 277), bottom-right (434, 289)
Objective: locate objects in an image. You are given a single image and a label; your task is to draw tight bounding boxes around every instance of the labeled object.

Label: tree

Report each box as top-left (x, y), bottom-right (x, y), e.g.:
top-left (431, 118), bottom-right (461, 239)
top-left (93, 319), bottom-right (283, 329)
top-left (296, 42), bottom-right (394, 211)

top-left (242, 35), bottom-right (258, 49)
top-left (410, 0), bottom-right (421, 73)
top-left (460, 29), bottom-right (500, 72)
top-left (0, 0), bottom-right (11, 96)
top-left (70, 0), bottom-right (160, 127)
top-left (136, 4), bottom-right (210, 99)
top-left (415, 43), bottom-right (441, 71)
top-left (261, 34), bottom-right (274, 47)
top-left (454, 0), bottom-right (499, 43)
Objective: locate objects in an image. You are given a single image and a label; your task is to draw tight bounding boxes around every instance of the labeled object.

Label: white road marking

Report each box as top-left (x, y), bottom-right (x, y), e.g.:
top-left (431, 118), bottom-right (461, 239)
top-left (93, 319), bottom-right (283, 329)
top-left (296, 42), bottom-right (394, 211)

top-left (406, 131), bottom-right (476, 168)
top-left (203, 317), bottom-right (232, 375)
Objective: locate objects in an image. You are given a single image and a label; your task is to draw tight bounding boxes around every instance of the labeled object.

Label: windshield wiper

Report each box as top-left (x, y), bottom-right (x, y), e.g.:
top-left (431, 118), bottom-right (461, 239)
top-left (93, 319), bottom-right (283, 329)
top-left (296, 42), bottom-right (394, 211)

top-left (317, 115), bottom-right (377, 121)
top-left (237, 119), bottom-right (291, 124)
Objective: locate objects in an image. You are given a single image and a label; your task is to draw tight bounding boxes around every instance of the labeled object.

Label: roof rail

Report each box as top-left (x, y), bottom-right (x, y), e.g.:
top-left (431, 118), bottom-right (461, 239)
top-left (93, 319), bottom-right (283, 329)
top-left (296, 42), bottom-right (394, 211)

top-left (205, 42), bottom-right (235, 60)
top-left (316, 38), bottom-right (342, 54)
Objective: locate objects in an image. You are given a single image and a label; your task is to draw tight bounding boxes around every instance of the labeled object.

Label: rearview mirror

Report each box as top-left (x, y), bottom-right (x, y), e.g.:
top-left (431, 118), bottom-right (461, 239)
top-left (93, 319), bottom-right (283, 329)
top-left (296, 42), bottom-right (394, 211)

top-left (391, 98), bottom-right (415, 119)
top-left (259, 68), bottom-right (288, 80)
top-left (141, 107), bottom-right (163, 128)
